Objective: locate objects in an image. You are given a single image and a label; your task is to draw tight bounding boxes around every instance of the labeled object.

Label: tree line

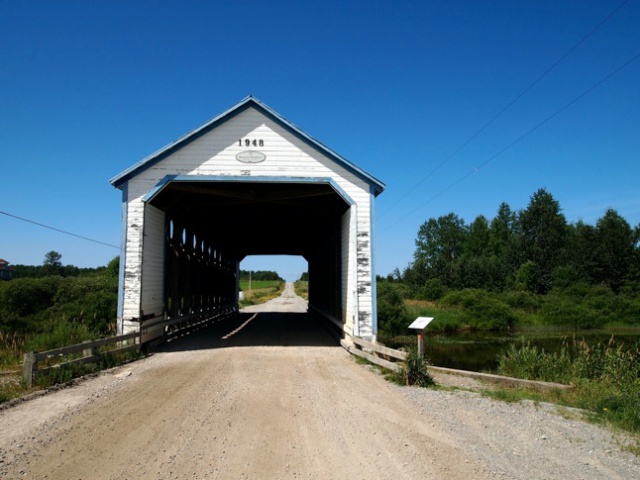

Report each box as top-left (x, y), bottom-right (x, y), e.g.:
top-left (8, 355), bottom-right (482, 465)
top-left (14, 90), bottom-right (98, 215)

top-left (399, 188), bottom-right (639, 297)
top-left (11, 251), bottom-right (114, 279)
top-left (377, 188), bottom-right (640, 335)
top-left (238, 270), bottom-right (283, 282)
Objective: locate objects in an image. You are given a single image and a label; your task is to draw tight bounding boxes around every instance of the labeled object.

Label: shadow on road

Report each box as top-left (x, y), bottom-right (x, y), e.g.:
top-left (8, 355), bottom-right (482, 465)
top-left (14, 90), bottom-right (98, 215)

top-left (157, 312), bottom-right (340, 352)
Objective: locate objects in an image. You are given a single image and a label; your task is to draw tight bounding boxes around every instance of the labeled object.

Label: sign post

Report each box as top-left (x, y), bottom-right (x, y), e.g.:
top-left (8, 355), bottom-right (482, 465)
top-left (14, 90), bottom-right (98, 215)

top-left (408, 316), bottom-right (435, 358)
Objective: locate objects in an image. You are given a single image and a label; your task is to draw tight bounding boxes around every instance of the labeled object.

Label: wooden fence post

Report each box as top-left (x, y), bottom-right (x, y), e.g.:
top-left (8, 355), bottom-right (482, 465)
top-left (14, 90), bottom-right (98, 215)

top-left (23, 352), bottom-right (36, 388)
top-left (82, 340), bottom-right (94, 358)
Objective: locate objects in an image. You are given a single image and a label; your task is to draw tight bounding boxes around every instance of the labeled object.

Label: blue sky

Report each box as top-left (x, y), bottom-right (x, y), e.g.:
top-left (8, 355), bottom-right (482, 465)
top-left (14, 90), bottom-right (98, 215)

top-left (1, 1), bottom-right (639, 281)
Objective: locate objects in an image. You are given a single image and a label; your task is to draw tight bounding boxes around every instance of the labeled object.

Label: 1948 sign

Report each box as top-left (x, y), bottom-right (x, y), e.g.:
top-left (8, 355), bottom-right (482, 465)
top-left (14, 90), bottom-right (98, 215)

top-left (238, 138), bottom-right (264, 147)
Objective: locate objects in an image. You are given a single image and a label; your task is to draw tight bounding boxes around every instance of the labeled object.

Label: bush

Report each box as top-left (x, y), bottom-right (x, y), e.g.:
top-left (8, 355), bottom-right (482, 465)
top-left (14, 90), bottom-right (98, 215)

top-left (377, 282), bottom-right (410, 336)
top-left (497, 338), bottom-right (640, 435)
top-left (439, 289), bottom-right (516, 331)
top-left (25, 319), bottom-right (95, 353)
top-left (386, 348), bottom-right (435, 387)
top-left (500, 290), bottom-right (540, 312)
top-left (498, 341), bottom-right (573, 384)
top-left (417, 278), bottom-right (447, 301)
top-left (401, 348), bottom-right (435, 387)
top-left (539, 285), bottom-right (627, 330)
top-left (0, 276), bottom-right (61, 322)
top-left (540, 297), bottom-right (602, 330)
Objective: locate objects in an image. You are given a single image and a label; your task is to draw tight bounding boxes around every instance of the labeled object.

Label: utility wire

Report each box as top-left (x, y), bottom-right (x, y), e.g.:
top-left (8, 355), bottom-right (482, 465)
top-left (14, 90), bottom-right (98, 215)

top-left (381, 51), bottom-right (640, 232)
top-left (379, 0), bottom-right (631, 218)
top-left (0, 210), bottom-right (119, 249)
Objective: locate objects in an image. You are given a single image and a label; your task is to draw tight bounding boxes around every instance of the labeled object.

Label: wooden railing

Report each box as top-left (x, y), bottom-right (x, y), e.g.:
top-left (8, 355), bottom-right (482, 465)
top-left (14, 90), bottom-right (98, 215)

top-left (22, 332), bottom-right (141, 387)
top-left (341, 336), bottom-right (406, 373)
top-left (342, 335), bottom-right (571, 392)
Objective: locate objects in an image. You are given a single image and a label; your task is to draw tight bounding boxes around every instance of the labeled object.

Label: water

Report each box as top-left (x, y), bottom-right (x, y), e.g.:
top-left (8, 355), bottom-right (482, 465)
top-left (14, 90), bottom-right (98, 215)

top-left (420, 330), bottom-right (640, 373)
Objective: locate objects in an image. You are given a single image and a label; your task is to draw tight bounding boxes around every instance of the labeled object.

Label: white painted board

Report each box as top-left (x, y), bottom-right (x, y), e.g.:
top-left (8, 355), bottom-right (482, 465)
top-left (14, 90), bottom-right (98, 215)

top-left (408, 316), bottom-right (435, 330)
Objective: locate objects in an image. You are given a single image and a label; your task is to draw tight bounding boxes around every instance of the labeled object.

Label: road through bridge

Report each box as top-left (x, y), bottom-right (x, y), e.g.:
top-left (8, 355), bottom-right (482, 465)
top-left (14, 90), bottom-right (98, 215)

top-left (3, 287), bottom-right (639, 479)
top-left (0, 285), bottom-right (489, 480)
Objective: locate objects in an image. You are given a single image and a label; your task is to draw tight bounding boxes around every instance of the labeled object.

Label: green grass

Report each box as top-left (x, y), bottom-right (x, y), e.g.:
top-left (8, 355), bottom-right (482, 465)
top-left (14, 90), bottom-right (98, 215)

top-left (404, 299), bottom-right (466, 332)
top-left (239, 280), bottom-right (281, 291)
top-left (0, 348), bottom-right (143, 404)
top-left (0, 331), bottom-right (25, 369)
top-left (293, 280), bottom-right (308, 300)
top-left (1, 314), bottom-right (143, 405)
top-left (495, 338), bottom-right (640, 442)
top-left (239, 280), bottom-right (284, 307)
top-left (0, 377), bottom-right (30, 403)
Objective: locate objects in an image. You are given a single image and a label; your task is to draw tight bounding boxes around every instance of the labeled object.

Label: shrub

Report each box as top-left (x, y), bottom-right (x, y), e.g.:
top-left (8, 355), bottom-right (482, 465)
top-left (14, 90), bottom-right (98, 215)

top-left (25, 319), bottom-right (95, 353)
top-left (500, 290), bottom-right (540, 312)
top-left (497, 338), bottom-right (640, 435)
top-left (498, 341), bottom-right (573, 384)
top-left (417, 278), bottom-right (447, 301)
top-left (439, 289), bottom-right (516, 331)
top-left (377, 282), bottom-right (410, 336)
top-left (386, 348), bottom-right (435, 387)
top-left (540, 297), bottom-right (602, 330)
top-left (0, 276), bottom-right (61, 322)
top-left (401, 348), bottom-right (435, 387)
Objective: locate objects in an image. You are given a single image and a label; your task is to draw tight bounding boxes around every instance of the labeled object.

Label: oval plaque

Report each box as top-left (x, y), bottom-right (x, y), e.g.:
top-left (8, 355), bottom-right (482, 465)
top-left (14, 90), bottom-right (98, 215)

top-left (236, 150), bottom-right (266, 164)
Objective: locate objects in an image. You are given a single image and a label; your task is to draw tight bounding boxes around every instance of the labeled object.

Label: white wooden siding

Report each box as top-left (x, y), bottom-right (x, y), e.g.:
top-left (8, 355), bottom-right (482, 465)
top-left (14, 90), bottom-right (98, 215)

top-left (121, 106), bottom-right (375, 336)
top-left (341, 205), bottom-right (359, 336)
top-left (141, 204), bottom-right (165, 318)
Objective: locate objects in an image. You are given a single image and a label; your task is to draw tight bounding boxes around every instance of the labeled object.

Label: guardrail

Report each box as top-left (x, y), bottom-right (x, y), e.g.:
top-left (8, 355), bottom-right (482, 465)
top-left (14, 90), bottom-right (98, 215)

top-left (22, 332), bottom-right (141, 388)
top-left (342, 335), bottom-right (571, 392)
top-left (341, 336), bottom-right (406, 372)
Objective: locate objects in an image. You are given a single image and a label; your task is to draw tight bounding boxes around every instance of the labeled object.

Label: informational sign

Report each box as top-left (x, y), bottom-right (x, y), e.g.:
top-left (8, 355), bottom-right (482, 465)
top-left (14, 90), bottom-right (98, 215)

top-left (408, 316), bottom-right (435, 330)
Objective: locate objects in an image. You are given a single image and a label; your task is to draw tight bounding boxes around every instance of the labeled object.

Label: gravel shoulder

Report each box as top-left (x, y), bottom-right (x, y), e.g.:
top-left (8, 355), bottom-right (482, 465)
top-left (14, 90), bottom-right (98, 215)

top-left (1, 284), bottom-right (638, 479)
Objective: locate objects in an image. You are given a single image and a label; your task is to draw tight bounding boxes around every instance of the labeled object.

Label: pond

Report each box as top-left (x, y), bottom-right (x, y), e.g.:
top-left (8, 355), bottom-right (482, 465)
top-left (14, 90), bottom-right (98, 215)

top-left (414, 329), bottom-right (640, 373)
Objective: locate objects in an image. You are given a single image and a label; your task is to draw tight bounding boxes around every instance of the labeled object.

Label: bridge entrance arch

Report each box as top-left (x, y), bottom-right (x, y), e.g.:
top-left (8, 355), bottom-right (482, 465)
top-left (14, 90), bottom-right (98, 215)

top-left (110, 97), bottom-right (384, 343)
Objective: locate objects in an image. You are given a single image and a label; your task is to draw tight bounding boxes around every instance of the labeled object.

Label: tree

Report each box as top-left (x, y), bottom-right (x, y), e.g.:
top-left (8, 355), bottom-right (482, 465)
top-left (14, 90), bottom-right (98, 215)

top-left (518, 189), bottom-right (567, 293)
top-left (592, 209), bottom-right (635, 292)
top-left (106, 256), bottom-right (120, 277)
top-left (376, 282), bottom-right (409, 336)
top-left (43, 251), bottom-right (63, 276)
top-left (465, 215), bottom-right (490, 257)
top-left (566, 220), bottom-right (597, 284)
top-left (413, 213), bottom-right (467, 287)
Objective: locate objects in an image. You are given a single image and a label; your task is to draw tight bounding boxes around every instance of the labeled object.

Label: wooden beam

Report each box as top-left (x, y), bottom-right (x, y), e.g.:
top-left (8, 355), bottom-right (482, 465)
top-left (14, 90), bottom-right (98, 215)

top-left (341, 340), bottom-right (401, 372)
top-left (350, 336), bottom-right (407, 361)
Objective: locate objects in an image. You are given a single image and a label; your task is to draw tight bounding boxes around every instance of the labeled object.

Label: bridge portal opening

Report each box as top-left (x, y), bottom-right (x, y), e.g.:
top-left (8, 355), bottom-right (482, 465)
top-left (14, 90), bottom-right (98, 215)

top-left (112, 97), bottom-right (384, 343)
top-left (143, 179), bottom-right (350, 338)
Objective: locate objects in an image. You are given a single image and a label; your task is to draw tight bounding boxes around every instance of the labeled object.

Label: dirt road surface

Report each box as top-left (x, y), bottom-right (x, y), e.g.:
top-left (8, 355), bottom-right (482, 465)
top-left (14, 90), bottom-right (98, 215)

top-left (1, 284), bottom-right (638, 479)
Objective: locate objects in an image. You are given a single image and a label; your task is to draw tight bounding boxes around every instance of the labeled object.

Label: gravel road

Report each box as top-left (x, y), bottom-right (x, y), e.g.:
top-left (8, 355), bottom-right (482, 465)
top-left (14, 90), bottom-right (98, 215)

top-left (1, 283), bottom-right (638, 479)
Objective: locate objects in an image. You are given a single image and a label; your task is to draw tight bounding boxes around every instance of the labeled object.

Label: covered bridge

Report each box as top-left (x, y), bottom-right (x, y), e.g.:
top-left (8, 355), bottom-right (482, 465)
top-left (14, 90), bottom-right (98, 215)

top-left (110, 97), bottom-right (385, 342)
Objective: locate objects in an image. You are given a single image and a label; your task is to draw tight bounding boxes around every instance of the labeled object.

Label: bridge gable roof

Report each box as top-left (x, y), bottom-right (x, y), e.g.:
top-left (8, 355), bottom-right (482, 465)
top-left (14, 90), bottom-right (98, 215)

top-left (110, 96), bottom-right (385, 196)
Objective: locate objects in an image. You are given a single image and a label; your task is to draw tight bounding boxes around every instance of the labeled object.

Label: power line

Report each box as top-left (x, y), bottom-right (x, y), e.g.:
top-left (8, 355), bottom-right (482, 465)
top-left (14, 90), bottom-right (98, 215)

top-left (0, 210), bottom-right (119, 249)
top-left (379, 0), bottom-right (631, 218)
top-left (381, 51), bottom-right (640, 232)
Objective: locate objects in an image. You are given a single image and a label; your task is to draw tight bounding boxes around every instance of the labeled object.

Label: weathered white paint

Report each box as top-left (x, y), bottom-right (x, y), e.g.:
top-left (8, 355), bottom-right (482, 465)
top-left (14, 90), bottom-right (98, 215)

top-left (141, 204), bottom-right (165, 319)
top-left (114, 99), bottom-right (382, 338)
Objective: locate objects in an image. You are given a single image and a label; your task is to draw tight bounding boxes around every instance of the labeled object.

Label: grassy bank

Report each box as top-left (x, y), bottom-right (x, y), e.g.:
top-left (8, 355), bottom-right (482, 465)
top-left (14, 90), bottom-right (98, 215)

top-left (495, 337), bottom-right (640, 443)
top-left (293, 280), bottom-right (308, 300)
top-left (239, 280), bottom-right (284, 307)
top-left (381, 285), bottom-right (640, 336)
